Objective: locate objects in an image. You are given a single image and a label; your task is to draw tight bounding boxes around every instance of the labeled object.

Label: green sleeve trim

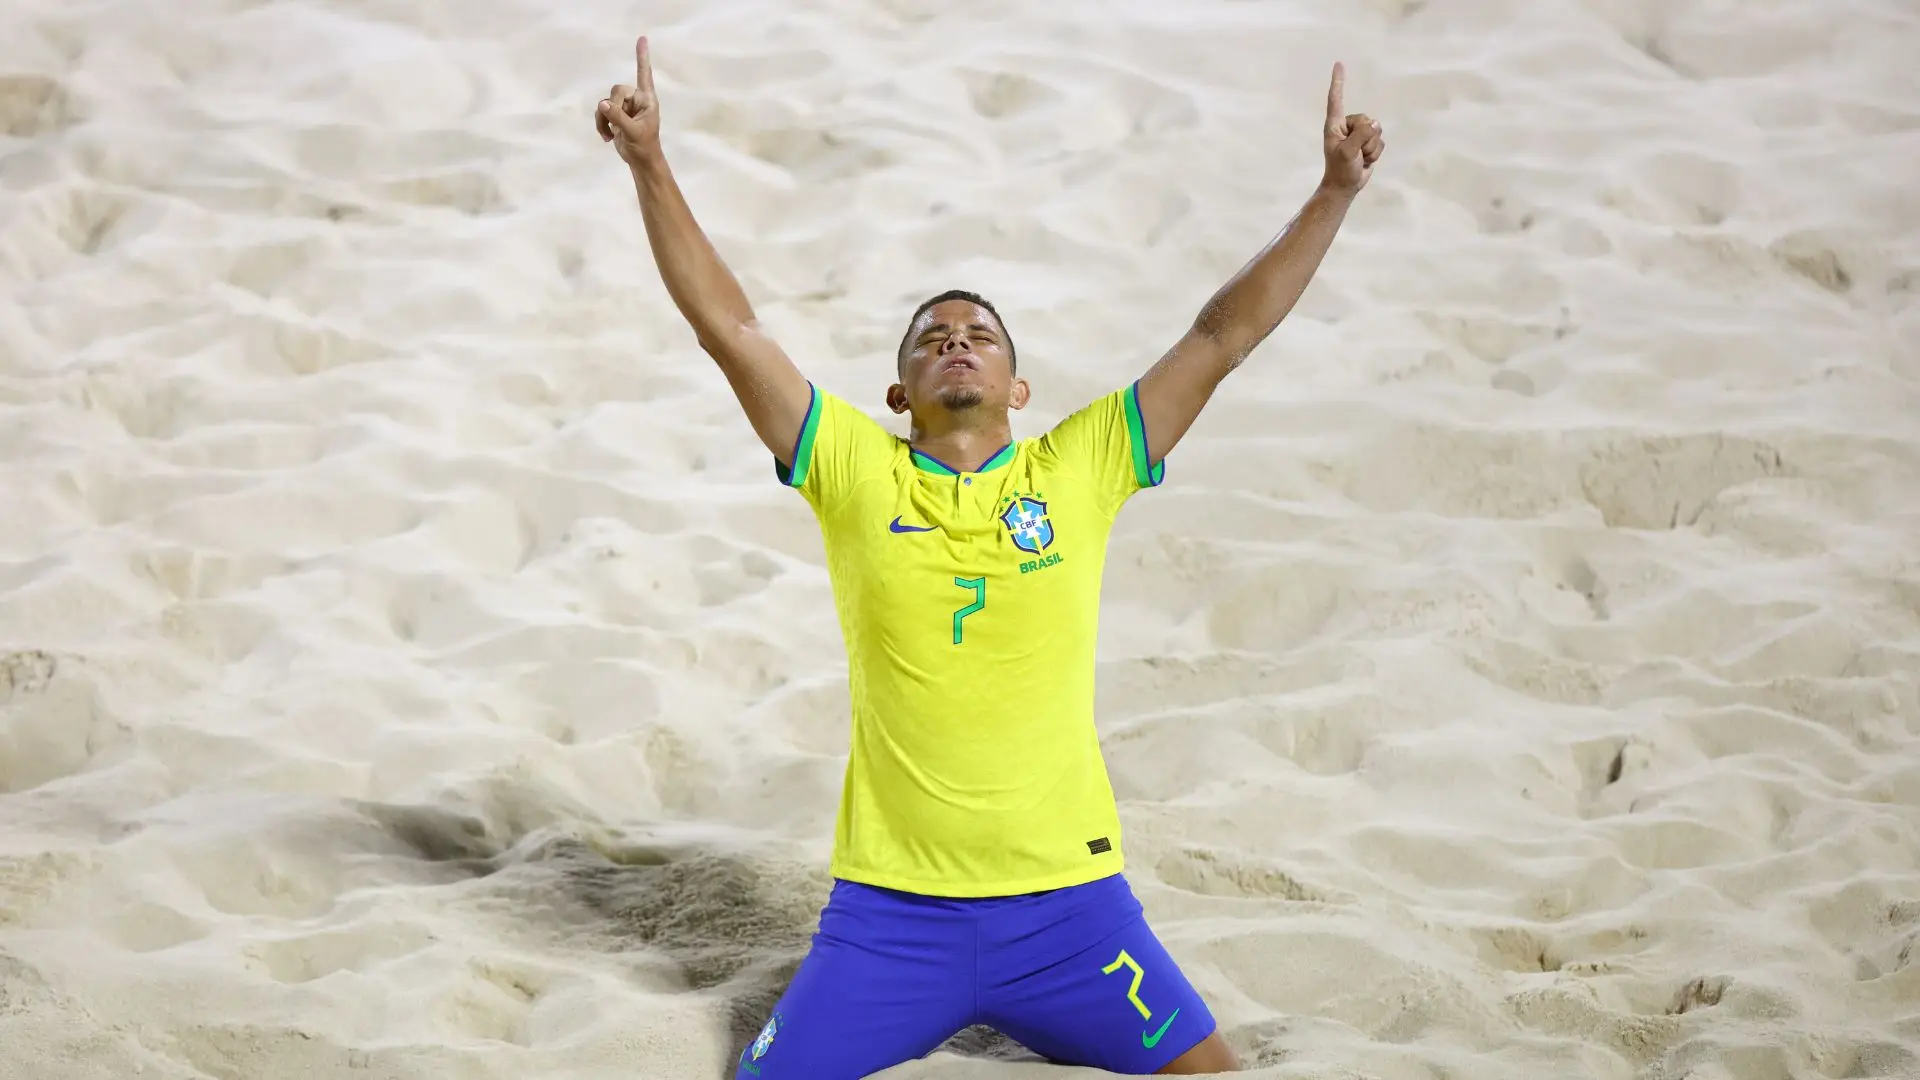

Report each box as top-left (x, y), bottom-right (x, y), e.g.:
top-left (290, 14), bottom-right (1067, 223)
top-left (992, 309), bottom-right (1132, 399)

top-left (775, 383), bottom-right (821, 488)
top-left (1123, 380), bottom-right (1165, 488)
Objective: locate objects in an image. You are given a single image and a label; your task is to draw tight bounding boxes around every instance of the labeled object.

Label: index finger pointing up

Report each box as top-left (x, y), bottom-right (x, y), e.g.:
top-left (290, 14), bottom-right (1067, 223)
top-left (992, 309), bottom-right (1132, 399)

top-left (1327, 61), bottom-right (1345, 123)
top-left (636, 35), bottom-right (654, 92)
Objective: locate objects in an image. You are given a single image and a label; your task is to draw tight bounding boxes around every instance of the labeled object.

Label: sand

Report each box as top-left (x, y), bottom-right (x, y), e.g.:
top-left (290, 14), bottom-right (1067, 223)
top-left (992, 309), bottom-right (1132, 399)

top-left (3, 0), bottom-right (1919, 1077)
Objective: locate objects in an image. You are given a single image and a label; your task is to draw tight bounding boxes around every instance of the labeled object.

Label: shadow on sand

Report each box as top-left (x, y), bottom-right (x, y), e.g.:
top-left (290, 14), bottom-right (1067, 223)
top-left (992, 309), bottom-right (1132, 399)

top-left (542, 835), bottom-right (1039, 1076)
top-left (363, 801), bottom-right (1042, 1075)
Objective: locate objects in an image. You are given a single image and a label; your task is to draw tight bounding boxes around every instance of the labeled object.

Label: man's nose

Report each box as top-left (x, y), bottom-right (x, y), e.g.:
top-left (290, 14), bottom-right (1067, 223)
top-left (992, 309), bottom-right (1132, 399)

top-left (941, 334), bottom-right (967, 352)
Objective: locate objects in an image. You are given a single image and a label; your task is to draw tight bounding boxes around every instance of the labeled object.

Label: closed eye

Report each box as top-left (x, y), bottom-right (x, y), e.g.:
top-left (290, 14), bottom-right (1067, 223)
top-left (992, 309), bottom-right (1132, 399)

top-left (916, 324), bottom-right (998, 350)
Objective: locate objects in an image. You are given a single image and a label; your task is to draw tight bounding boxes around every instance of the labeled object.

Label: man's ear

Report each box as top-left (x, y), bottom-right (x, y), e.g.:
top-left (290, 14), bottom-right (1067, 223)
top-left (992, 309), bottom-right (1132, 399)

top-left (1009, 377), bottom-right (1031, 410)
top-left (886, 383), bottom-right (910, 414)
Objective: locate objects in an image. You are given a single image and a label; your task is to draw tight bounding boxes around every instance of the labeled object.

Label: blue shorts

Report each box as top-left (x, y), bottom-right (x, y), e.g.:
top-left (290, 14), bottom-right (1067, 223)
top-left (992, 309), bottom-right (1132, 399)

top-left (735, 872), bottom-right (1215, 1079)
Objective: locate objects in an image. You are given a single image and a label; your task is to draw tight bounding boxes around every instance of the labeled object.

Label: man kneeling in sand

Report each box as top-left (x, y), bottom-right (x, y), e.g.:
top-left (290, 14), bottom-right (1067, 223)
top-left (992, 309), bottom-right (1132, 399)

top-left (596, 35), bottom-right (1383, 1079)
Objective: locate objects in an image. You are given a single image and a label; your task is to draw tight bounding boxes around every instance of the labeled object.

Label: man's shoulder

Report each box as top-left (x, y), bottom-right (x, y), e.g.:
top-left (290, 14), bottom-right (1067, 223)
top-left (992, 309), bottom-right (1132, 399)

top-left (813, 388), bottom-right (900, 441)
top-left (811, 398), bottom-right (908, 497)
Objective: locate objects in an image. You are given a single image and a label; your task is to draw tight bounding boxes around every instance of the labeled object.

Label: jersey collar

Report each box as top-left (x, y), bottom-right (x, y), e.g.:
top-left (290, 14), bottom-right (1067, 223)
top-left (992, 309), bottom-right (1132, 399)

top-left (910, 443), bottom-right (1016, 476)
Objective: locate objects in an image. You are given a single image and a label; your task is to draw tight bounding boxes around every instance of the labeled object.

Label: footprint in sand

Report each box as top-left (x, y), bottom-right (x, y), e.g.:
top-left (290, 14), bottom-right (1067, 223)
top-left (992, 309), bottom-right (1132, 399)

top-left (1517, 533), bottom-right (1609, 622)
top-left (1154, 846), bottom-right (1352, 905)
top-left (1464, 924), bottom-right (1560, 973)
top-left (0, 74), bottom-right (82, 137)
top-left (961, 68), bottom-right (1064, 121)
top-left (0, 652), bottom-right (130, 795)
top-left (1666, 974), bottom-right (1728, 1014)
top-left (1577, 433), bottom-right (1789, 530)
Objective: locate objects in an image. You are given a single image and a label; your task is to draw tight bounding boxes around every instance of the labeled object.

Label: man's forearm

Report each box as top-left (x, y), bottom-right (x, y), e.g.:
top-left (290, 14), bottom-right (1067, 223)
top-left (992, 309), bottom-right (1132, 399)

top-left (629, 152), bottom-right (756, 344)
top-left (1192, 182), bottom-right (1354, 363)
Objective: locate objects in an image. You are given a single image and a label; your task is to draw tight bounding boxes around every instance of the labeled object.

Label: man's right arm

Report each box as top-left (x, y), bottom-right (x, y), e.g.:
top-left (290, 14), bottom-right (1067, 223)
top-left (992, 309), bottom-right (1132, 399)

top-left (599, 36), bottom-right (811, 467)
top-left (626, 153), bottom-right (812, 465)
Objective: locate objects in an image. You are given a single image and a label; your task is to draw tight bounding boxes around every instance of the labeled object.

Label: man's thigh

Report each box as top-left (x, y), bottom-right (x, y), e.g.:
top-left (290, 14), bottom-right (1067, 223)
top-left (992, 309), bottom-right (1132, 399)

top-left (978, 875), bottom-right (1218, 1075)
top-left (735, 881), bottom-right (972, 1080)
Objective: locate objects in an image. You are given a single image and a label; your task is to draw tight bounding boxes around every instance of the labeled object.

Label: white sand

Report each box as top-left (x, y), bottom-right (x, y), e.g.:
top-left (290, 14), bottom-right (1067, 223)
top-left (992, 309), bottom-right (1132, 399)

top-left (4, 0), bottom-right (1919, 1077)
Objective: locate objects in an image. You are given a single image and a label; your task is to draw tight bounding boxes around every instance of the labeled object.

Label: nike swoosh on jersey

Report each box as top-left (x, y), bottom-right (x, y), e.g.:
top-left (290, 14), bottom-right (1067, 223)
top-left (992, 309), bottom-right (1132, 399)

top-left (1141, 1008), bottom-right (1181, 1049)
top-left (888, 516), bottom-right (936, 533)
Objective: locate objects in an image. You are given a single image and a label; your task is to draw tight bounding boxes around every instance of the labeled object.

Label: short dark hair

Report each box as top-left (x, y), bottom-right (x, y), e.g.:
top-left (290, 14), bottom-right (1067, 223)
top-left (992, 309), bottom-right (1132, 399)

top-left (896, 289), bottom-right (1016, 374)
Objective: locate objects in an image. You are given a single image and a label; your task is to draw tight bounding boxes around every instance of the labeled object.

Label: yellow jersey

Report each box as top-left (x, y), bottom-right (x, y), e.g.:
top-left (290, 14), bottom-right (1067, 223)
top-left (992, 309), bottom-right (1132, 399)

top-left (777, 380), bottom-right (1165, 897)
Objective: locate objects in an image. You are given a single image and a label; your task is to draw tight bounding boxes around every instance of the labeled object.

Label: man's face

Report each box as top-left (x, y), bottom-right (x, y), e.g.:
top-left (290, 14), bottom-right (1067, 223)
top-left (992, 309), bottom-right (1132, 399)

top-left (891, 300), bottom-right (1028, 417)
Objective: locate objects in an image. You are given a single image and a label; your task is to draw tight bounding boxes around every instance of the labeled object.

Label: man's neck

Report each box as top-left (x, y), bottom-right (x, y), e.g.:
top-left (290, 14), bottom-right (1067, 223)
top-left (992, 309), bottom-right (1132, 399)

top-left (908, 411), bottom-right (1014, 473)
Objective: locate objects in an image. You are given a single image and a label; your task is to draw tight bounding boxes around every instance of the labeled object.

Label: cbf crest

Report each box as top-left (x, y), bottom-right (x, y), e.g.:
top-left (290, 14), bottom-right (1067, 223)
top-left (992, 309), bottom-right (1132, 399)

top-left (999, 492), bottom-right (1054, 554)
top-left (741, 1012), bottom-right (781, 1074)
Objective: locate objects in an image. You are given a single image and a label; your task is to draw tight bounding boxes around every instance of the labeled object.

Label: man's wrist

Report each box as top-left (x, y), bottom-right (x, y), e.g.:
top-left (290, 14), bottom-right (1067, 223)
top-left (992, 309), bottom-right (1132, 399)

top-left (1314, 176), bottom-right (1360, 206)
top-left (627, 146), bottom-right (671, 184)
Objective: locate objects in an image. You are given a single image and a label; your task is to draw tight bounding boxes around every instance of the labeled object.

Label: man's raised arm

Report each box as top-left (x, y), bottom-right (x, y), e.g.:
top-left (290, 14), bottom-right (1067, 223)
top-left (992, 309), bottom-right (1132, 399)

top-left (1134, 62), bottom-right (1386, 466)
top-left (597, 35), bottom-right (812, 465)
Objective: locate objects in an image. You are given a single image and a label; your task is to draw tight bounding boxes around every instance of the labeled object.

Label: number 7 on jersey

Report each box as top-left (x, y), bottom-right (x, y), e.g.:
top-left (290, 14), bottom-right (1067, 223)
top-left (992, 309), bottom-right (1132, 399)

top-left (952, 576), bottom-right (986, 644)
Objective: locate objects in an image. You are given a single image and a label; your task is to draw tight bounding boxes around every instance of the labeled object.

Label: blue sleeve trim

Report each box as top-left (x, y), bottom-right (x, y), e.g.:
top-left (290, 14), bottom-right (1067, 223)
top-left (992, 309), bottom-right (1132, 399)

top-left (1124, 380), bottom-right (1165, 488)
top-left (774, 382), bottom-right (820, 488)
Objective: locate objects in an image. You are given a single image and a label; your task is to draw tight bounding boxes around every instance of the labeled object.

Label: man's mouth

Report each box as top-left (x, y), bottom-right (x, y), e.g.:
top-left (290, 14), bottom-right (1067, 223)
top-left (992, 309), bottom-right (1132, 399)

top-left (939, 355), bottom-right (980, 373)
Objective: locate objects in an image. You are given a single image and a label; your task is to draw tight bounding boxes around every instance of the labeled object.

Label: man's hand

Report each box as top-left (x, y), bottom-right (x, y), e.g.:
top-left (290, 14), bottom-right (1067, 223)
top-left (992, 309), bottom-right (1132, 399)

top-left (1133, 60), bottom-right (1382, 465)
top-left (599, 34), bottom-right (812, 470)
top-left (597, 35), bottom-right (662, 167)
top-left (1321, 62), bottom-right (1385, 195)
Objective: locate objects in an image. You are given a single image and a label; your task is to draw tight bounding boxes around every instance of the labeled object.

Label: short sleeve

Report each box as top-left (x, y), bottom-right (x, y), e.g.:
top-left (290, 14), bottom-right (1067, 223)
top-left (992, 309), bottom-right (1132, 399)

top-left (1035, 379), bottom-right (1165, 517)
top-left (774, 383), bottom-right (896, 510)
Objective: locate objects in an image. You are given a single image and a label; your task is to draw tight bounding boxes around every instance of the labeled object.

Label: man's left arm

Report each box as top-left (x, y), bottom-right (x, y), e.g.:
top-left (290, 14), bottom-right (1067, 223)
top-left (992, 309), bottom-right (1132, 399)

top-left (1135, 62), bottom-right (1386, 465)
